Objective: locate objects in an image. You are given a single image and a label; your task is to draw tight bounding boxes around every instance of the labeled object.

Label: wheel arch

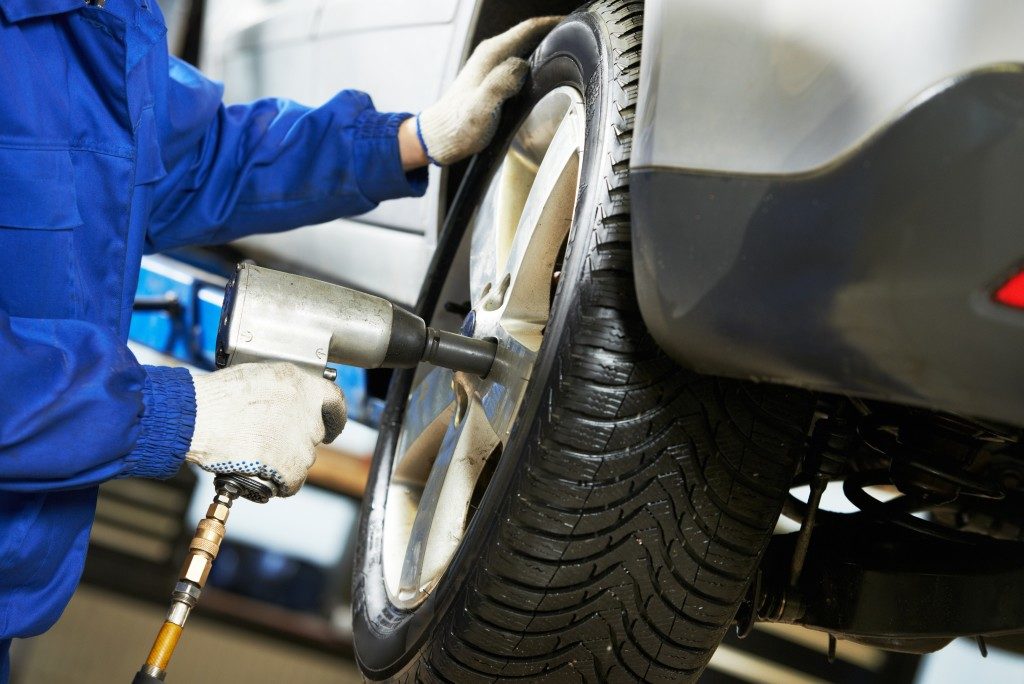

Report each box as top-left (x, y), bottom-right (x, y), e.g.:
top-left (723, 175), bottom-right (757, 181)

top-left (629, 0), bottom-right (1024, 427)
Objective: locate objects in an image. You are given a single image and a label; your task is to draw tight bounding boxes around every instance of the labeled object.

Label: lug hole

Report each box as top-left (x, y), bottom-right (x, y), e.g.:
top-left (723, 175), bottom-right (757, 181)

top-left (453, 380), bottom-right (470, 426)
top-left (483, 273), bottom-right (511, 312)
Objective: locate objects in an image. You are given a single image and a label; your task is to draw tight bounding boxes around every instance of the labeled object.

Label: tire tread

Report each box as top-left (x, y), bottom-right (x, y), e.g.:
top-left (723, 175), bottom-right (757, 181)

top-left (402, 2), bottom-right (813, 680)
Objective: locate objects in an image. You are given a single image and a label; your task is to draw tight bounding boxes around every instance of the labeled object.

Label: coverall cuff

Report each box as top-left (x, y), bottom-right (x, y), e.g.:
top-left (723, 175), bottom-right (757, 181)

top-left (353, 110), bottom-right (428, 203)
top-left (122, 366), bottom-right (196, 479)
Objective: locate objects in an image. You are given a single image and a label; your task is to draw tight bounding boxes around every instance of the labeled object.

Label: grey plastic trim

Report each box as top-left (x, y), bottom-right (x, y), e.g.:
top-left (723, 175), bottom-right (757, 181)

top-left (632, 68), bottom-right (1024, 427)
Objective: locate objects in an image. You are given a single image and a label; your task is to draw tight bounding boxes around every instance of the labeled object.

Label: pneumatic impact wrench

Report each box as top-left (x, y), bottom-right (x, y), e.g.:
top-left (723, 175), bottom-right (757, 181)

top-left (133, 263), bottom-right (497, 682)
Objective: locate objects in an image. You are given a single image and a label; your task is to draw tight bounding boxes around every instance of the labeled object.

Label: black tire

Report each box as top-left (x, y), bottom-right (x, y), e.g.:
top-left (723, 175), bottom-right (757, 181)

top-left (355, 2), bottom-right (814, 681)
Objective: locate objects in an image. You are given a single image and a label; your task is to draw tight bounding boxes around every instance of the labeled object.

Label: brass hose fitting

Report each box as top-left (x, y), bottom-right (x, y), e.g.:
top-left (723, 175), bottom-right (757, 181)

top-left (134, 476), bottom-right (272, 682)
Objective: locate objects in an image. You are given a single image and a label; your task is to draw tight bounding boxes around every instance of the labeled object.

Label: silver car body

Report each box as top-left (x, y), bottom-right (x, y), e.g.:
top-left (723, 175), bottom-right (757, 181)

top-left (203, 0), bottom-right (1024, 424)
top-left (206, 0), bottom-right (1024, 298)
top-left (634, 0), bottom-right (1024, 175)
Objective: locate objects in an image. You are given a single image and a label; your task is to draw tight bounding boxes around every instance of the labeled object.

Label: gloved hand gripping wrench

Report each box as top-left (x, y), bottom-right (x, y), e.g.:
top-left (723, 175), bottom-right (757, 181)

top-left (134, 263), bottom-right (497, 682)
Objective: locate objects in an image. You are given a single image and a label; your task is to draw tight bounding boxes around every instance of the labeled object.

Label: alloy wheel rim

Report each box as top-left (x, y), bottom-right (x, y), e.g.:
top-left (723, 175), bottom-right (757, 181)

top-left (382, 86), bottom-right (587, 609)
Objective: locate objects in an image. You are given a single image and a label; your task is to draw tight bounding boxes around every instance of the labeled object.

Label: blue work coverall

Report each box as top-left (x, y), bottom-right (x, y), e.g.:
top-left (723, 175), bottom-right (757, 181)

top-left (0, 0), bottom-right (426, 677)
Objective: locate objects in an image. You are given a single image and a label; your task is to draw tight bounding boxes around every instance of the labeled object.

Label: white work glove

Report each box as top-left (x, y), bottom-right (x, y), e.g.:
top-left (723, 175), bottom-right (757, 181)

top-left (186, 363), bottom-right (347, 497)
top-left (416, 16), bottom-right (562, 166)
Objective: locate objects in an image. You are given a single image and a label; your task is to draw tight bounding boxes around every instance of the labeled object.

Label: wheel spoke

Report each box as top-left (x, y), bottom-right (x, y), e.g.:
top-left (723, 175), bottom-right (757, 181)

top-left (392, 367), bottom-right (455, 487)
top-left (499, 108), bottom-right (582, 350)
top-left (397, 386), bottom-right (500, 602)
top-left (477, 332), bottom-right (539, 443)
top-left (469, 168), bottom-right (502, 307)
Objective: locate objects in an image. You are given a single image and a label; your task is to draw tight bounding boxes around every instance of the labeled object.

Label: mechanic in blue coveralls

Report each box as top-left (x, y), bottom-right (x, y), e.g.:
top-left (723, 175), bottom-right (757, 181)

top-left (0, 2), bottom-right (559, 677)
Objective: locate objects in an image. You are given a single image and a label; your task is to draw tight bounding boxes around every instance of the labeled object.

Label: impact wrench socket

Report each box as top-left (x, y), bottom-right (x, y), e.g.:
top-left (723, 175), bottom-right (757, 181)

top-left (216, 262), bottom-right (498, 380)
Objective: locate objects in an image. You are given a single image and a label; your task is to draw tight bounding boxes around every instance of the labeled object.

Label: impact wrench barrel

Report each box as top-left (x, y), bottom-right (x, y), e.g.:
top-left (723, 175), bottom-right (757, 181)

top-left (215, 262), bottom-right (498, 381)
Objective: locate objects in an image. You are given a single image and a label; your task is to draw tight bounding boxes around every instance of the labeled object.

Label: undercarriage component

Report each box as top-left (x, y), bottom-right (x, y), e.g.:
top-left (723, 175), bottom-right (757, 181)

top-left (787, 403), bottom-right (854, 587)
top-left (760, 521), bottom-right (1024, 653)
top-left (746, 400), bottom-right (1024, 654)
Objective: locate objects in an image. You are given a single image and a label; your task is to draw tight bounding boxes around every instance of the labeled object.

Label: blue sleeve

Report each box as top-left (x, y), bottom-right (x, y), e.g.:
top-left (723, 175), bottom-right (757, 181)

top-left (0, 310), bottom-right (195, 492)
top-left (146, 57), bottom-right (428, 251)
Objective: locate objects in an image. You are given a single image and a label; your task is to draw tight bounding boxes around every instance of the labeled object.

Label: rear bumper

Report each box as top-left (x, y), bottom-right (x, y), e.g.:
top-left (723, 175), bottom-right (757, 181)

top-left (632, 69), bottom-right (1024, 426)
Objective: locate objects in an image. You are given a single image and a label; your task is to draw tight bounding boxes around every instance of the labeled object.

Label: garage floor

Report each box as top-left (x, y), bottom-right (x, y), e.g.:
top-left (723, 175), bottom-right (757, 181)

top-left (11, 583), bottom-right (1022, 683)
top-left (10, 585), bottom-right (361, 684)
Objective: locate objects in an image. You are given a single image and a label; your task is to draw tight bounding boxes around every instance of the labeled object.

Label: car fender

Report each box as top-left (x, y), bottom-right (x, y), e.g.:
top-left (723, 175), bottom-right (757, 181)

top-left (630, 0), bottom-right (1024, 426)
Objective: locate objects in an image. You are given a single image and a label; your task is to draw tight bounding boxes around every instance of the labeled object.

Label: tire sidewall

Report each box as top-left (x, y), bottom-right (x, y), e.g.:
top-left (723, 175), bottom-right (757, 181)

top-left (354, 10), bottom-right (618, 678)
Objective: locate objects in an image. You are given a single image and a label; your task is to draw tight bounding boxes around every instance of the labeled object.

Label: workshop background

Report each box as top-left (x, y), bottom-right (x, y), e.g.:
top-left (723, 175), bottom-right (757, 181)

top-left (6, 1), bottom-right (1024, 683)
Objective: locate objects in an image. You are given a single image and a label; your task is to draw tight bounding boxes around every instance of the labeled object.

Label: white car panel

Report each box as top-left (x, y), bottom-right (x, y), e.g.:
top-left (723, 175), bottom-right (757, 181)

top-left (236, 218), bottom-right (435, 305)
top-left (307, 23), bottom-right (453, 234)
top-left (203, 0), bottom-right (486, 302)
top-left (220, 41), bottom-right (320, 104)
top-left (316, 0), bottom-right (461, 37)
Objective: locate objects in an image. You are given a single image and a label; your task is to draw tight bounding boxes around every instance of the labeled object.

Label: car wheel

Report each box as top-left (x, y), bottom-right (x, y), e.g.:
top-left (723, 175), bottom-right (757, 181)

top-left (354, 1), bottom-right (814, 681)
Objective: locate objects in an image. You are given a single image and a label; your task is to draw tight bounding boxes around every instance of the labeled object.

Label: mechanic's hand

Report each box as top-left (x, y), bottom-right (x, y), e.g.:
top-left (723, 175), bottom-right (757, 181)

top-left (185, 362), bottom-right (346, 497)
top-left (414, 16), bottom-right (562, 166)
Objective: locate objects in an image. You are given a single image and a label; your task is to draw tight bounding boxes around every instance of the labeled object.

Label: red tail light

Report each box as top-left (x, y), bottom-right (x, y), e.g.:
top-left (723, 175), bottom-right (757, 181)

top-left (994, 271), bottom-right (1024, 308)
